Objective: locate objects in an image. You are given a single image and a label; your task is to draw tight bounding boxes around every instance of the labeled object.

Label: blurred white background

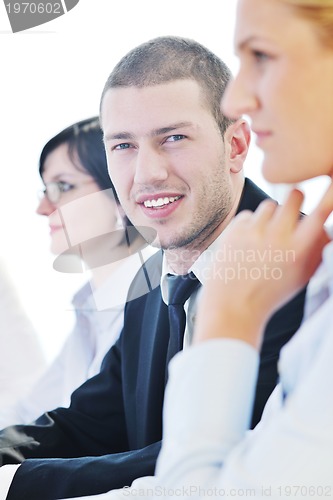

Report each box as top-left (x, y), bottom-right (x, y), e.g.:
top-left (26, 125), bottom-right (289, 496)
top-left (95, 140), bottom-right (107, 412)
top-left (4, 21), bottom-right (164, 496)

top-left (0, 0), bottom-right (330, 361)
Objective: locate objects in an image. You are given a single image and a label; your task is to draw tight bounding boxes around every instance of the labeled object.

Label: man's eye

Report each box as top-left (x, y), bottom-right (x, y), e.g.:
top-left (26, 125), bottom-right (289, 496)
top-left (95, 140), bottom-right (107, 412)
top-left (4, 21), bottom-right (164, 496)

top-left (165, 134), bottom-right (186, 143)
top-left (114, 143), bottom-right (131, 150)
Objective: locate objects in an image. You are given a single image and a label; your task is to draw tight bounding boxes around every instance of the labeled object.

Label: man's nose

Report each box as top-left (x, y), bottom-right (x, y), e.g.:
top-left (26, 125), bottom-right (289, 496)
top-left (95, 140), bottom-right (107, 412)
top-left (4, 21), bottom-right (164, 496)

top-left (133, 146), bottom-right (169, 185)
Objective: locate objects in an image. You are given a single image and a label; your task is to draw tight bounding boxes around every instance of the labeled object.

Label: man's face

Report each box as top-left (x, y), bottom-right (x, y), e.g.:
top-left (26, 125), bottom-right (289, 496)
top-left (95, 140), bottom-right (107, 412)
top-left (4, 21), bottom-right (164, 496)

top-left (101, 79), bottom-right (235, 251)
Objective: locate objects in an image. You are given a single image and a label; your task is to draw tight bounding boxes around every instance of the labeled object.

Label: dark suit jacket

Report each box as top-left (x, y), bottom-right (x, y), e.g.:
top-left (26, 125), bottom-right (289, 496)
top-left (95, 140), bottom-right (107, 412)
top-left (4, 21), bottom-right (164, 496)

top-left (1, 178), bottom-right (307, 499)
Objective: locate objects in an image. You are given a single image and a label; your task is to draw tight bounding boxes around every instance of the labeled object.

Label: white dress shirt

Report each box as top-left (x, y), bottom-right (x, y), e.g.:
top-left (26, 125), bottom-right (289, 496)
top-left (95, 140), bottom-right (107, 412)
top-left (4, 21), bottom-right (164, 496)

top-left (67, 229), bottom-right (333, 499)
top-left (160, 232), bottom-right (230, 346)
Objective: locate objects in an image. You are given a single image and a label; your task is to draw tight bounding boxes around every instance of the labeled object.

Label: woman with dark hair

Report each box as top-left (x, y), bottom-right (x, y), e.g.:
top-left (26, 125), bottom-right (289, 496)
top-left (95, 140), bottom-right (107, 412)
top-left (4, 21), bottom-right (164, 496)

top-left (0, 117), bottom-right (155, 427)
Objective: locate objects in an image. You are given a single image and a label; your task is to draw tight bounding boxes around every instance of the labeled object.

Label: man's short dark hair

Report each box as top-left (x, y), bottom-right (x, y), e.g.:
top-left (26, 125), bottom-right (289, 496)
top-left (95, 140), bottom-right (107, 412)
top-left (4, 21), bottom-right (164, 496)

top-left (100, 36), bottom-right (234, 136)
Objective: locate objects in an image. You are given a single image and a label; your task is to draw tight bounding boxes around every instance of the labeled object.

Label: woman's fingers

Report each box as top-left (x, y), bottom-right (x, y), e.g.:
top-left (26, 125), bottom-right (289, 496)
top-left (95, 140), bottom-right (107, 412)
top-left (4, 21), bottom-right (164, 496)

top-left (295, 180), bottom-right (333, 248)
top-left (251, 199), bottom-right (278, 229)
top-left (241, 189), bottom-right (304, 238)
top-left (271, 188), bottom-right (305, 236)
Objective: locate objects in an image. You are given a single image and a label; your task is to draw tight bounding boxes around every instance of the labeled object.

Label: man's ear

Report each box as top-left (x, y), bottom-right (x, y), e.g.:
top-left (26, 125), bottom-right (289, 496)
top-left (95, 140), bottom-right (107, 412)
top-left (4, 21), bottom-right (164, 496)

top-left (224, 118), bottom-right (251, 173)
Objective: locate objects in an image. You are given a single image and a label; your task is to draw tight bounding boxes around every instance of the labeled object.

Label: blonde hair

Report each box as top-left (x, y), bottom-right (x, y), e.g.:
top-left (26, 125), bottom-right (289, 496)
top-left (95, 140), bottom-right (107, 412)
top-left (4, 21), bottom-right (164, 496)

top-left (280, 0), bottom-right (333, 47)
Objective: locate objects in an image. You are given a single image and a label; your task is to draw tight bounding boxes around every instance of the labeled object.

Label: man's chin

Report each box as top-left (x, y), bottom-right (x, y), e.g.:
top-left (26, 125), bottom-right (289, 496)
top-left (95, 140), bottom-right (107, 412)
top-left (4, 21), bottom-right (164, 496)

top-left (158, 235), bottom-right (197, 251)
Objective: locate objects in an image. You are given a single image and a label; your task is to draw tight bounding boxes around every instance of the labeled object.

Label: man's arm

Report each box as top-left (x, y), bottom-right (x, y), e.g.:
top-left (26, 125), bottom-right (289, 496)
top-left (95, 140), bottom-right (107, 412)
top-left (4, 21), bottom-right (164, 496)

top-left (7, 442), bottom-right (161, 500)
top-left (0, 337), bottom-right (161, 500)
top-left (0, 341), bottom-right (128, 464)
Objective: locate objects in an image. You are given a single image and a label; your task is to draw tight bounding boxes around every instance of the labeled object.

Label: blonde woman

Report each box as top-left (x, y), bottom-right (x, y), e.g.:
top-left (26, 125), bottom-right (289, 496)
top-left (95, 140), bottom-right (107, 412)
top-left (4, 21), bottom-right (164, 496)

top-left (154, 1), bottom-right (333, 498)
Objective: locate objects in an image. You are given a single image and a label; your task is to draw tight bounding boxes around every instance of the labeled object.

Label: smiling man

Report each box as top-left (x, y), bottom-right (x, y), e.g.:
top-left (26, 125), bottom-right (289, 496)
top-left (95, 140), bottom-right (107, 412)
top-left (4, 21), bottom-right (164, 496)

top-left (0, 37), bottom-right (306, 500)
top-left (102, 78), bottom-right (245, 272)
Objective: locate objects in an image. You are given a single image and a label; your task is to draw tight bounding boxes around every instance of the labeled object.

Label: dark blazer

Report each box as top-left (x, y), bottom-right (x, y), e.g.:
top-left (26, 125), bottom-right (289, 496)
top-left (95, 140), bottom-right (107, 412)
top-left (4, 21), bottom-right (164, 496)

top-left (2, 179), bottom-right (307, 499)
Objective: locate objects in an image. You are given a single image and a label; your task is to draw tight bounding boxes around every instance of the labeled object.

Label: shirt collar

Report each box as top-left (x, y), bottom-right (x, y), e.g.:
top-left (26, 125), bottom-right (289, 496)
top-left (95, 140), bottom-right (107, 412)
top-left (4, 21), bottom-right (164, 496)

top-left (93, 250), bottom-right (156, 311)
top-left (72, 281), bottom-right (93, 309)
top-left (71, 250), bottom-right (156, 333)
top-left (72, 249), bottom-right (156, 313)
top-left (160, 231), bottom-right (226, 305)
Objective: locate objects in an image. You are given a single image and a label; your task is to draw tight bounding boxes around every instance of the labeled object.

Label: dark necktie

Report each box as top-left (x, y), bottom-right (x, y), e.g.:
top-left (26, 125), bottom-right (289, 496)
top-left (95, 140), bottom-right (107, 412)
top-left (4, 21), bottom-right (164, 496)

top-left (165, 272), bottom-right (201, 378)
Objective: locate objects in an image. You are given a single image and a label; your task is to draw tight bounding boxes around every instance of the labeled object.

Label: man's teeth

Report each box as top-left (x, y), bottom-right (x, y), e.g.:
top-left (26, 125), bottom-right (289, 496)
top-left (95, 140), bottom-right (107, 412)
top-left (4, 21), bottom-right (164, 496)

top-left (144, 196), bottom-right (181, 208)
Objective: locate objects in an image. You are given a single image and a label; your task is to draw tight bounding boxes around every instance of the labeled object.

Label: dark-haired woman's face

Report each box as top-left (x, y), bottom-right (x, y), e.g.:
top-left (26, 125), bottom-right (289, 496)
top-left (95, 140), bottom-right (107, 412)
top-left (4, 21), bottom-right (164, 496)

top-left (37, 143), bottom-right (121, 256)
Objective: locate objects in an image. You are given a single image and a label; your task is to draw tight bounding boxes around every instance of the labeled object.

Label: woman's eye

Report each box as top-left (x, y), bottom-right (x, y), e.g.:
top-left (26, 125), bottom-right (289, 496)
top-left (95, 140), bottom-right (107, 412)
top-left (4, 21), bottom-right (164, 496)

top-left (252, 50), bottom-right (270, 64)
top-left (59, 181), bottom-right (74, 193)
top-left (165, 134), bottom-right (186, 143)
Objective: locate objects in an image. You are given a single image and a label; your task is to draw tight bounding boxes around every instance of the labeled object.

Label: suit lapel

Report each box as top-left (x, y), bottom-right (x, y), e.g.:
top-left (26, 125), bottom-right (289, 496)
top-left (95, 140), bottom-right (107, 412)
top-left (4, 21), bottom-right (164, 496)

top-left (135, 287), bottom-right (169, 447)
top-left (237, 177), bottom-right (270, 214)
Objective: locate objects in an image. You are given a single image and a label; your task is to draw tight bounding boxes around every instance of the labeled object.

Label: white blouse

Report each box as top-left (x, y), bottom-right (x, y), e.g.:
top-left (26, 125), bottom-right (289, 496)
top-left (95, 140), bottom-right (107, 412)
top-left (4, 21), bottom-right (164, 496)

top-left (0, 248), bottom-right (156, 428)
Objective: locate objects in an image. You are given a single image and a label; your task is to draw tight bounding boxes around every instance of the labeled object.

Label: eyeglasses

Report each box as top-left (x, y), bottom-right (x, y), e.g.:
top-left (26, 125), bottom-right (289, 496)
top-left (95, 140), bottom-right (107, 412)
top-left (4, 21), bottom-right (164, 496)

top-left (38, 181), bottom-right (74, 204)
top-left (38, 180), bottom-right (96, 204)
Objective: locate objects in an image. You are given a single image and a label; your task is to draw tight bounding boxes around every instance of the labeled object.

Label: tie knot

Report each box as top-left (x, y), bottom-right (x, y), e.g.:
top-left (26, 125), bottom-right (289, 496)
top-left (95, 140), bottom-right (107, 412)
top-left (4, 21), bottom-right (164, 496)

top-left (167, 272), bottom-right (200, 306)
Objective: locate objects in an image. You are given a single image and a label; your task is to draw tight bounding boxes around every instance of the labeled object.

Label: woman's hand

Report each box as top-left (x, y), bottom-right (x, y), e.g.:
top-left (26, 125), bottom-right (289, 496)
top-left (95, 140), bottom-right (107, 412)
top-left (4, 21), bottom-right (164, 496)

top-left (194, 181), bottom-right (333, 350)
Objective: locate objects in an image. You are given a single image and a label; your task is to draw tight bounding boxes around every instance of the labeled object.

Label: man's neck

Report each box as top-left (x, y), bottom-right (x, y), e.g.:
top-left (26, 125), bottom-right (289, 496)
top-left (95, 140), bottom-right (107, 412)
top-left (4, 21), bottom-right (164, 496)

top-left (165, 248), bottom-right (206, 275)
top-left (164, 179), bottom-right (245, 274)
top-left (165, 221), bottom-right (228, 274)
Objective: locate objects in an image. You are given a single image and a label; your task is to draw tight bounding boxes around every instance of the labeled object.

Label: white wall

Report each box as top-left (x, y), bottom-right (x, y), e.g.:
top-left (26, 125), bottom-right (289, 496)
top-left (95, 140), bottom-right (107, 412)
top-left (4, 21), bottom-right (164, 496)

top-left (0, 0), bottom-right (329, 360)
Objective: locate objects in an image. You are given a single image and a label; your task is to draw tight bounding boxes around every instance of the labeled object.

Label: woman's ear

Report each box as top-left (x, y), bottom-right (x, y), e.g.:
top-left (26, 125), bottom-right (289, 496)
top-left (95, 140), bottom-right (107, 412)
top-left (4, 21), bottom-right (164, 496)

top-left (225, 118), bottom-right (251, 173)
